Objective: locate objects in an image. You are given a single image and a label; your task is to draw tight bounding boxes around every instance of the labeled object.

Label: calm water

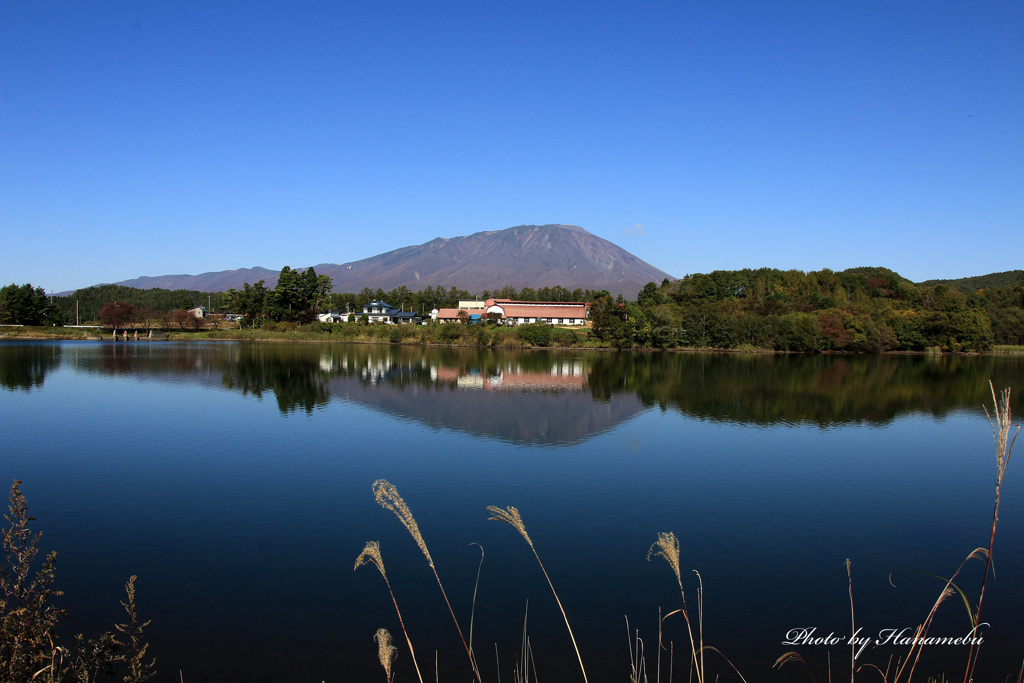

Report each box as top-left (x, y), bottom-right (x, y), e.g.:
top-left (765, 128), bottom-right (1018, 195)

top-left (1, 341), bottom-right (1022, 682)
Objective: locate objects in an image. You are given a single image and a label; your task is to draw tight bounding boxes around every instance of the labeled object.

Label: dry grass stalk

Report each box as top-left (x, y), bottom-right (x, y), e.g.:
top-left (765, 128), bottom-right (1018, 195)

top-left (964, 382), bottom-right (1018, 682)
top-left (774, 651), bottom-right (816, 682)
top-left (626, 616), bottom-right (648, 683)
top-left (355, 541), bottom-right (424, 683)
top-left (372, 480), bottom-right (480, 683)
top-left (116, 575), bottom-right (157, 683)
top-left (847, 559), bottom-right (855, 683)
top-left (468, 542), bottom-right (485, 671)
top-left (373, 480), bottom-right (433, 568)
top-left (374, 628), bottom-right (397, 683)
top-left (488, 505), bottom-right (589, 683)
top-left (648, 532), bottom-right (702, 683)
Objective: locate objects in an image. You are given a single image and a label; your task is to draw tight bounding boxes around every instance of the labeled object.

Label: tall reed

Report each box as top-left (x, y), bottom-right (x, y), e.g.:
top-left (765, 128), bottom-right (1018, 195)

top-left (354, 541), bottom-right (424, 683)
top-left (373, 479), bottom-right (482, 682)
top-left (487, 505), bottom-right (589, 683)
top-left (373, 628), bottom-right (397, 683)
top-left (964, 382), bottom-right (1018, 682)
top-left (648, 531), bottom-right (703, 683)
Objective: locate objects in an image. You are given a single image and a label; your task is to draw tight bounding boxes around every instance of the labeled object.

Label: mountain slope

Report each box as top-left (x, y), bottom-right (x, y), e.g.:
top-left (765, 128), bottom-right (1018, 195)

top-left (100, 224), bottom-right (673, 298)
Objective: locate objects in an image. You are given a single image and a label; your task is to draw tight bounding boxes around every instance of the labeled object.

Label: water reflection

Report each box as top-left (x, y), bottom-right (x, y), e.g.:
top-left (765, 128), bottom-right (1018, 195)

top-left (4, 341), bottom-right (1024, 436)
top-left (586, 352), bottom-right (1024, 426)
top-left (3, 340), bottom-right (1024, 682)
top-left (221, 345), bottom-right (331, 414)
top-left (0, 342), bottom-right (62, 392)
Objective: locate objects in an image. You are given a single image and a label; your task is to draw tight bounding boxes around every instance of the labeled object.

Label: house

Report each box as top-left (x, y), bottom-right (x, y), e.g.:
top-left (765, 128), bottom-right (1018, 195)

top-left (362, 300), bottom-right (394, 323)
top-left (361, 300), bottom-right (423, 325)
top-left (483, 299), bottom-right (588, 325)
top-left (317, 311), bottom-right (349, 323)
top-left (431, 299), bottom-right (588, 325)
top-left (431, 308), bottom-right (479, 323)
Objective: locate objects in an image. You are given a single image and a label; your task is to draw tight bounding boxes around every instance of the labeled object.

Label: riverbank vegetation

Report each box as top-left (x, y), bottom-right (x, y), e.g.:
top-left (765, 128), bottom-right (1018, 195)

top-left (171, 320), bottom-right (595, 349)
top-left (1, 481), bottom-right (155, 683)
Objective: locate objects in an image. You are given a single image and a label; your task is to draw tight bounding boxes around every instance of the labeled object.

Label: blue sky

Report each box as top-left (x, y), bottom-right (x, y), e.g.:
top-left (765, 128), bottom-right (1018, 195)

top-left (2, 1), bottom-right (1021, 294)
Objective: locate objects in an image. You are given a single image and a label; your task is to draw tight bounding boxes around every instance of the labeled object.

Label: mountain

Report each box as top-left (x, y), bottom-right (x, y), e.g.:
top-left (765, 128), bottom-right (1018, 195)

top-left (97, 224), bottom-right (674, 299)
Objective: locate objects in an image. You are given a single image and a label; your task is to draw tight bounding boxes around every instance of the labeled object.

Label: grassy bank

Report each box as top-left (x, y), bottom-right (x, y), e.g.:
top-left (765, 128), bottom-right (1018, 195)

top-left (146, 322), bottom-right (602, 349)
top-left (994, 344), bottom-right (1024, 354)
top-left (6, 325), bottom-right (1024, 356)
top-left (0, 326), bottom-right (105, 340)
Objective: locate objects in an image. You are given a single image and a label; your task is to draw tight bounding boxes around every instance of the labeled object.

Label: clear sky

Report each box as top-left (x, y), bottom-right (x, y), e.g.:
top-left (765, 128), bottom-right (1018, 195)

top-left (2, 1), bottom-right (1021, 294)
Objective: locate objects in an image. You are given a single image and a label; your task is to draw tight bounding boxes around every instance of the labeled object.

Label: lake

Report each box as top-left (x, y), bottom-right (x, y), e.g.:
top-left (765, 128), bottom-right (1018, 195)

top-left (1, 340), bottom-right (1022, 682)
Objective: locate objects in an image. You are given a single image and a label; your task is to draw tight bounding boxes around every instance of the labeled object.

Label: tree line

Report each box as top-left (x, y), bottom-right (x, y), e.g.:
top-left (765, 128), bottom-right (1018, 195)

top-left (225, 270), bottom-right (603, 328)
top-left (588, 267), bottom-right (1023, 351)
top-left (7, 265), bottom-right (1023, 352)
top-left (47, 284), bottom-right (227, 325)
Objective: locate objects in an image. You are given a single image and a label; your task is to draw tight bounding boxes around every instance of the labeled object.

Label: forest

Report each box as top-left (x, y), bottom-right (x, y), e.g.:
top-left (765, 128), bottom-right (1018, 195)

top-left (590, 267), bottom-right (1024, 351)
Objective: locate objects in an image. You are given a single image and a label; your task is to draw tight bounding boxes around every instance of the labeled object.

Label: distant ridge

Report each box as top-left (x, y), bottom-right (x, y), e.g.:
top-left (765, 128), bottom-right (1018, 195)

top-left (88, 224), bottom-right (674, 299)
top-left (920, 270), bottom-right (1024, 292)
top-left (91, 267), bottom-right (281, 294)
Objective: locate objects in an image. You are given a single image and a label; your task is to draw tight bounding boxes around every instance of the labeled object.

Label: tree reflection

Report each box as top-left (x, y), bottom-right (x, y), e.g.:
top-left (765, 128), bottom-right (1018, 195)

top-left (7, 340), bottom-right (1023, 427)
top-left (0, 343), bottom-right (62, 392)
top-left (221, 345), bottom-right (330, 414)
top-left (585, 352), bottom-right (1024, 426)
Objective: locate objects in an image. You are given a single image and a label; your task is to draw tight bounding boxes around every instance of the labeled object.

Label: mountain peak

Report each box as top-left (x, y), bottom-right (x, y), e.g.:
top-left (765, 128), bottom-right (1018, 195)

top-left (95, 224), bottom-right (672, 298)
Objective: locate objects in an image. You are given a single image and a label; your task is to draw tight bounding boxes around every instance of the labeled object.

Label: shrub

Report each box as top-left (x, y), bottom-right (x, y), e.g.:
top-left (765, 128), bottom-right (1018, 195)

top-left (549, 328), bottom-right (581, 347)
top-left (336, 323), bottom-right (360, 340)
top-left (436, 324), bottom-right (463, 343)
top-left (262, 321), bottom-right (299, 333)
top-left (515, 322), bottom-right (552, 347)
top-left (307, 321), bottom-right (335, 333)
top-left (474, 326), bottom-right (491, 347)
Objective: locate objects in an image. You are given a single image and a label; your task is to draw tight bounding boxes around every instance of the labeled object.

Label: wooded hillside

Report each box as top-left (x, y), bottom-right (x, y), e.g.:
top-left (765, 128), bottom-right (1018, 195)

top-left (589, 267), bottom-right (1023, 351)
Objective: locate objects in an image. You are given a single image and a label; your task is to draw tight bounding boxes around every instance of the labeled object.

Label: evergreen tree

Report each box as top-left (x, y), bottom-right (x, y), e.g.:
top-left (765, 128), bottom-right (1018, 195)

top-left (0, 284), bottom-right (63, 326)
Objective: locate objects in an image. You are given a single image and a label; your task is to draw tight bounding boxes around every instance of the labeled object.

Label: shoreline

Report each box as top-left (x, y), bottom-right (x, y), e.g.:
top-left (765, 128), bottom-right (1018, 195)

top-left (2, 326), bottom-right (1022, 355)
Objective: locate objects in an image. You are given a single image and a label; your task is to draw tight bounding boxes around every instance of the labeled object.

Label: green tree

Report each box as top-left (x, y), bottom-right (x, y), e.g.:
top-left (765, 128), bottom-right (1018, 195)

top-left (231, 281), bottom-right (270, 328)
top-left (590, 296), bottom-right (635, 348)
top-left (0, 284), bottom-right (63, 326)
top-left (270, 266), bottom-right (300, 321)
top-left (304, 268), bottom-right (333, 316)
top-left (636, 281), bottom-right (663, 307)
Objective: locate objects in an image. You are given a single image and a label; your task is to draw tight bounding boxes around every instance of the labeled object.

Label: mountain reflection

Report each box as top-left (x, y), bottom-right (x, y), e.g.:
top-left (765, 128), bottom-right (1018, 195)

top-left (5, 341), bottom-right (1023, 439)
